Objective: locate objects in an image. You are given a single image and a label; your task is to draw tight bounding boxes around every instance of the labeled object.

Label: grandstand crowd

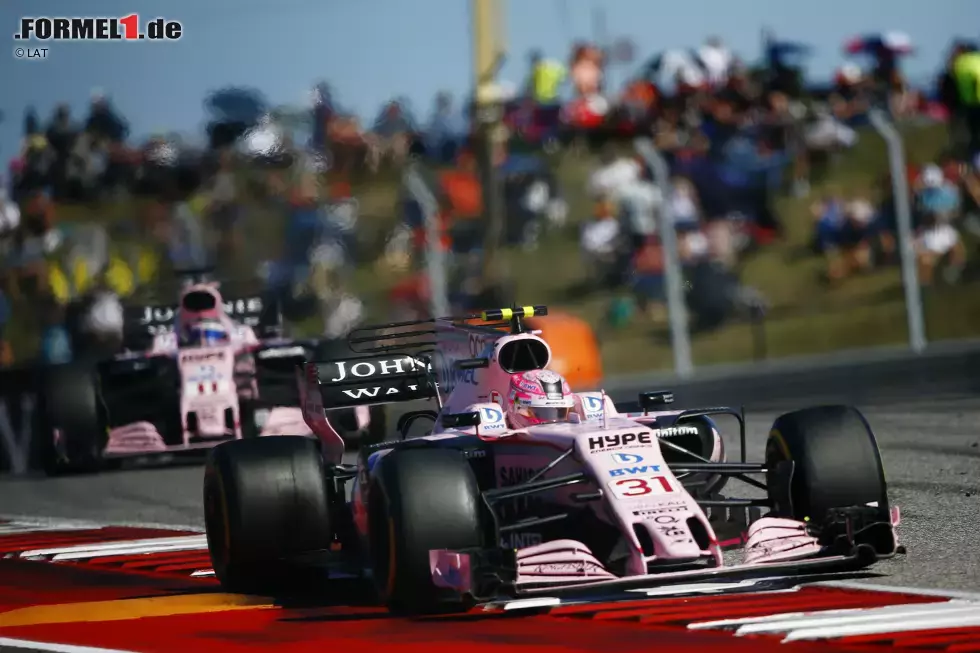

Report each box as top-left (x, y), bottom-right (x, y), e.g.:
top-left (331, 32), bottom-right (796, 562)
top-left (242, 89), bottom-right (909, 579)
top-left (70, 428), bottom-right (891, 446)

top-left (2, 30), bottom-right (980, 366)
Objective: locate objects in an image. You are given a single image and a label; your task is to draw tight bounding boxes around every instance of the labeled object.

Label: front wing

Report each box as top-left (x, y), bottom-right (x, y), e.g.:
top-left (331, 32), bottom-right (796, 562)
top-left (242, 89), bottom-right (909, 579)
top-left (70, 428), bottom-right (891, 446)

top-left (102, 407), bottom-right (314, 456)
top-left (429, 506), bottom-right (902, 603)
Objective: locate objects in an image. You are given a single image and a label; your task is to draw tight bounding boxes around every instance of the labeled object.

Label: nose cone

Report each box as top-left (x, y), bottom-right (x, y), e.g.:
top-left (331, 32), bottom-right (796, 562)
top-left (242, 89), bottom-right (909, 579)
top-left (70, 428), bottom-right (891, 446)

top-left (646, 517), bottom-right (705, 560)
top-left (633, 509), bottom-right (711, 563)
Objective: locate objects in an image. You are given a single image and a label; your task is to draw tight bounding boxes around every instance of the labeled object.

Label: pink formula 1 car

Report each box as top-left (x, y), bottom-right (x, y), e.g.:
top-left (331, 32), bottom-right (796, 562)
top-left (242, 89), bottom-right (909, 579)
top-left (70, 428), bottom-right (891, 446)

top-left (40, 273), bottom-right (383, 475)
top-left (202, 305), bottom-right (902, 613)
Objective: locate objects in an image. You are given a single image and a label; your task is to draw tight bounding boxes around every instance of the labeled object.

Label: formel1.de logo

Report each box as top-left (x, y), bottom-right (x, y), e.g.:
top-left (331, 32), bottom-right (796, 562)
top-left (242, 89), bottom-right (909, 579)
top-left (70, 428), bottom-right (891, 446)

top-left (14, 15), bottom-right (182, 41)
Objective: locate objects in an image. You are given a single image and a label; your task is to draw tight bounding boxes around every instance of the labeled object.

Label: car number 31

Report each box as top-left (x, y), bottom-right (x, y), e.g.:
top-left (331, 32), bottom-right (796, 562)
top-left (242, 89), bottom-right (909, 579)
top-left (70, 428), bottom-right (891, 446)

top-left (607, 474), bottom-right (674, 498)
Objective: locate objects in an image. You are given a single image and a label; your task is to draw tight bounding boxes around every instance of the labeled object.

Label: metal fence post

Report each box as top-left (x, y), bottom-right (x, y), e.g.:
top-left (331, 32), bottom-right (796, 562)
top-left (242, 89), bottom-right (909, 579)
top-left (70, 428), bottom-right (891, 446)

top-left (868, 109), bottom-right (927, 353)
top-left (633, 138), bottom-right (694, 378)
top-left (403, 164), bottom-right (450, 318)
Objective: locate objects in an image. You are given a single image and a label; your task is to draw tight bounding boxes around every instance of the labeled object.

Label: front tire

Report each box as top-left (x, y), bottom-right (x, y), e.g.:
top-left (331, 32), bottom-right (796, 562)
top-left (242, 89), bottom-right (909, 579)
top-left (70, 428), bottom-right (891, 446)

top-left (369, 448), bottom-right (485, 614)
top-left (204, 436), bottom-right (333, 595)
top-left (39, 365), bottom-right (106, 476)
top-left (765, 405), bottom-right (888, 521)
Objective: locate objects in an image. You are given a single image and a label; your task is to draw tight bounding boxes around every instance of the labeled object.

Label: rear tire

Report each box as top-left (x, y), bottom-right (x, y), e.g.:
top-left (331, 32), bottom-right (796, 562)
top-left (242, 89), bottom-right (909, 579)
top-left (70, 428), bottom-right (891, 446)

top-left (765, 405), bottom-right (888, 521)
top-left (204, 436), bottom-right (333, 595)
top-left (39, 365), bottom-right (105, 476)
top-left (369, 448), bottom-right (485, 614)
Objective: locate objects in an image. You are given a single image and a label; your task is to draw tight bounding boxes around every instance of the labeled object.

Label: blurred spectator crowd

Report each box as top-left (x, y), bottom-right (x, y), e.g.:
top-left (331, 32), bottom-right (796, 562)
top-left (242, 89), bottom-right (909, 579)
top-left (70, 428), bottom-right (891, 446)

top-left (567, 32), bottom-right (980, 331)
top-left (3, 28), bottom-right (980, 365)
top-left (808, 156), bottom-right (980, 289)
top-left (802, 39), bottom-right (980, 293)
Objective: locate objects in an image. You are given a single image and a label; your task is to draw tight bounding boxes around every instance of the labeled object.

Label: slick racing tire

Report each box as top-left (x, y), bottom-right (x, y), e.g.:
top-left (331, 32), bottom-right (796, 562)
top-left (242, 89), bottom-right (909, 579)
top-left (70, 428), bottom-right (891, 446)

top-left (39, 365), bottom-right (106, 476)
top-left (204, 436), bottom-right (333, 595)
top-left (369, 448), bottom-right (485, 614)
top-left (765, 405), bottom-right (888, 522)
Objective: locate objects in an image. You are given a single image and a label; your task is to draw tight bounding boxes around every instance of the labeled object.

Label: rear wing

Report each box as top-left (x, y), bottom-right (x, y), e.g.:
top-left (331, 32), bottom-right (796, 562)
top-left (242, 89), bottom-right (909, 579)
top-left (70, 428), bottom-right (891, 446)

top-left (123, 295), bottom-right (280, 348)
top-left (307, 354), bottom-right (438, 410)
top-left (305, 305), bottom-right (547, 409)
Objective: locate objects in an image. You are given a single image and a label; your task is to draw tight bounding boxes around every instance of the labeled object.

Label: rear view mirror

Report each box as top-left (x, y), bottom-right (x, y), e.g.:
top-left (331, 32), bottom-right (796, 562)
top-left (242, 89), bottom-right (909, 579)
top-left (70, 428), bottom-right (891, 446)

top-left (396, 410), bottom-right (438, 440)
top-left (441, 412), bottom-right (482, 429)
top-left (455, 358), bottom-right (490, 370)
top-left (639, 390), bottom-right (674, 411)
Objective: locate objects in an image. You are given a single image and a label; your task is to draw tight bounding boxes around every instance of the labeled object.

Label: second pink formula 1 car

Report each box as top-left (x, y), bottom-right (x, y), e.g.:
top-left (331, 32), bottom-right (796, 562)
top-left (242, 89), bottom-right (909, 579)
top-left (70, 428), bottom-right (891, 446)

top-left (39, 271), bottom-right (383, 474)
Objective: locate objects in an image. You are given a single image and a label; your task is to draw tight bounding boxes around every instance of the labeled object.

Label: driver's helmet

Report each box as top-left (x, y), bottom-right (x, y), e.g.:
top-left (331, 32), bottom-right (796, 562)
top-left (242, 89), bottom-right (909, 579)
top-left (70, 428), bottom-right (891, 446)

top-left (506, 369), bottom-right (575, 429)
top-left (181, 318), bottom-right (230, 347)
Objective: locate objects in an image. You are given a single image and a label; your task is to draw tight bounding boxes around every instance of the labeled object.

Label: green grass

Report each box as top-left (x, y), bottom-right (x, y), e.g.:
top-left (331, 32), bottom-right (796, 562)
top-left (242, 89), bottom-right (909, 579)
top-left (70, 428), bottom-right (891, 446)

top-left (10, 122), bottom-right (980, 374)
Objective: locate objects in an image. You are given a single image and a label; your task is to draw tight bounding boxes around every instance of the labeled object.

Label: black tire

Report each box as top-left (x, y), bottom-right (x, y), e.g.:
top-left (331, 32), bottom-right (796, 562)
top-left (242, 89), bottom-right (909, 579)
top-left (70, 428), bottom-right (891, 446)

top-left (203, 436), bottom-right (333, 595)
top-left (369, 448), bottom-right (485, 614)
top-left (238, 399), bottom-right (259, 438)
top-left (765, 405), bottom-right (888, 522)
top-left (39, 365), bottom-right (106, 476)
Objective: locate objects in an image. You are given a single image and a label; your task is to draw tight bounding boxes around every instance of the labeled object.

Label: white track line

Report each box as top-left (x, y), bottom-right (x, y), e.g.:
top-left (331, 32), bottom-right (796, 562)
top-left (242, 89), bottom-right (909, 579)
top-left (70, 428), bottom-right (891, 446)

top-left (0, 637), bottom-right (138, 653)
top-left (51, 541), bottom-right (210, 561)
top-left (627, 578), bottom-right (801, 597)
top-left (0, 514), bottom-right (203, 533)
top-left (688, 599), bottom-right (974, 630)
top-left (735, 601), bottom-right (978, 636)
top-left (0, 523), bottom-right (94, 534)
top-left (19, 536), bottom-right (208, 560)
top-left (687, 599), bottom-right (980, 642)
top-left (815, 579), bottom-right (980, 601)
top-left (500, 597), bottom-right (562, 611)
top-left (783, 611), bottom-right (980, 642)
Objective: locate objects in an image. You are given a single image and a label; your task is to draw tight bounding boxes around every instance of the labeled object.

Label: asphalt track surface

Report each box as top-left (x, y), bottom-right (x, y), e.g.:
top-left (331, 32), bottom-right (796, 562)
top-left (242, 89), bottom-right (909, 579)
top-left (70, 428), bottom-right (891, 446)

top-left (0, 396), bottom-right (977, 593)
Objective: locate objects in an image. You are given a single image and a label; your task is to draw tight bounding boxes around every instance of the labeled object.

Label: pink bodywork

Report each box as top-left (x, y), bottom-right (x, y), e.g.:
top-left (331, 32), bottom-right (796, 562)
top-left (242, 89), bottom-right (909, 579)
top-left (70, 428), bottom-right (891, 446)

top-left (436, 413), bottom-right (728, 579)
top-left (102, 283), bottom-right (315, 457)
top-left (104, 407), bottom-right (313, 456)
top-left (312, 319), bottom-right (900, 595)
top-left (425, 404), bottom-right (902, 593)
